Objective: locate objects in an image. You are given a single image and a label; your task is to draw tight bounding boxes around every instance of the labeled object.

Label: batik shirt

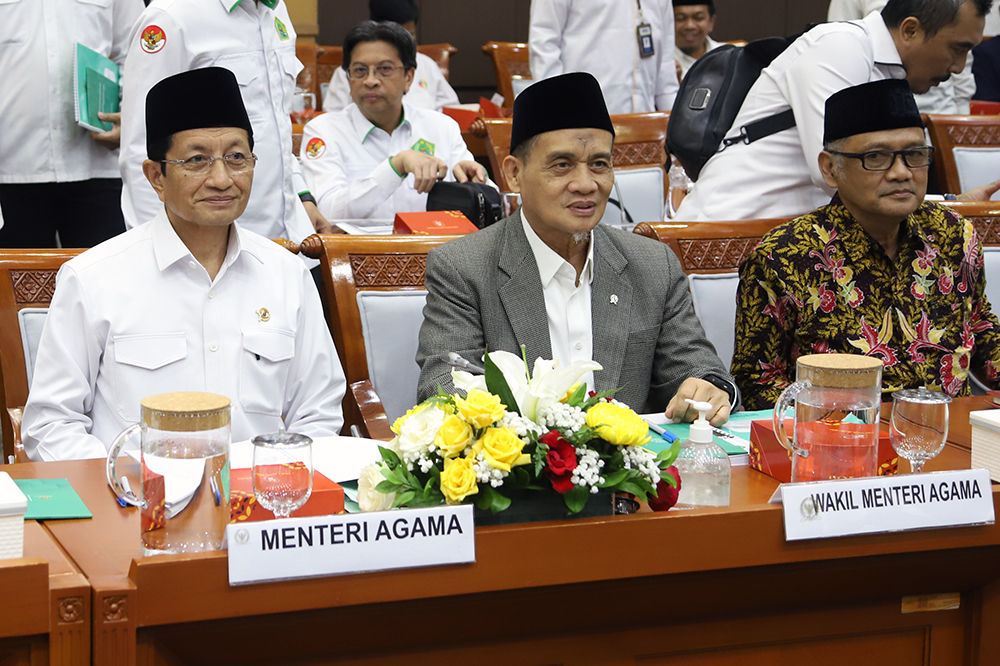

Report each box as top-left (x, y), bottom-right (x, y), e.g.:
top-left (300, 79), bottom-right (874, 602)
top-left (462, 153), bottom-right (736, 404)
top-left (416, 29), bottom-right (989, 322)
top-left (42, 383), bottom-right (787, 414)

top-left (732, 198), bottom-right (1000, 410)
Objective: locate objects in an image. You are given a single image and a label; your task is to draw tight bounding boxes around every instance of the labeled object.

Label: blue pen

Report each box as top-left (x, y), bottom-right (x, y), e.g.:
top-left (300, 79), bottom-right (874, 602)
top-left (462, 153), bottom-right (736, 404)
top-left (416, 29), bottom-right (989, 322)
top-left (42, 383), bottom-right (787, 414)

top-left (645, 420), bottom-right (678, 443)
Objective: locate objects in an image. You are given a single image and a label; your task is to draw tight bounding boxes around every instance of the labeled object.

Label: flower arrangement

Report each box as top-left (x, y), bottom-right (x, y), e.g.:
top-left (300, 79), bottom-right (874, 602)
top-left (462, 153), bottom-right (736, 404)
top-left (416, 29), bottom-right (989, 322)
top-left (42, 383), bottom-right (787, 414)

top-left (357, 351), bottom-right (680, 515)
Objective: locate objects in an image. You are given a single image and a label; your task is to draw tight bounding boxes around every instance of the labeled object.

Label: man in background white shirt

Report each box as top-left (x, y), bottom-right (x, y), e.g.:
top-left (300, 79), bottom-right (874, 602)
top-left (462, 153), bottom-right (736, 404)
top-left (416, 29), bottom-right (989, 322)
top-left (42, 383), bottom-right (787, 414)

top-left (674, 0), bottom-right (722, 79)
top-left (0, 0), bottom-right (143, 248)
top-left (677, 0), bottom-right (990, 222)
top-left (322, 0), bottom-right (460, 114)
top-left (829, 0), bottom-right (977, 114)
top-left (301, 21), bottom-right (485, 221)
top-left (23, 68), bottom-right (346, 462)
top-left (118, 0), bottom-right (330, 243)
top-left (529, 0), bottom-right (679, 114)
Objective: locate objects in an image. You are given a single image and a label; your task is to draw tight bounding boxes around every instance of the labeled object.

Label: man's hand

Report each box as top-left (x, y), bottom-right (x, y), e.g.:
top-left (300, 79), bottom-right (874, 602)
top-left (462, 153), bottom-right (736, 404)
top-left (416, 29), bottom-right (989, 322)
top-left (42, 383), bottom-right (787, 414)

top-left (664, 377), bottom-right (731, 426)
top-left (390, 150), bottom-right (448, 193)
top-left (453, 160), bottom-right (487, 184)
top-left (957, 177), bottom-right (1000, 202)
top-left (303, 200), bottom-right (333, 234)
top-left (90, 112), bottom-right (121, 150)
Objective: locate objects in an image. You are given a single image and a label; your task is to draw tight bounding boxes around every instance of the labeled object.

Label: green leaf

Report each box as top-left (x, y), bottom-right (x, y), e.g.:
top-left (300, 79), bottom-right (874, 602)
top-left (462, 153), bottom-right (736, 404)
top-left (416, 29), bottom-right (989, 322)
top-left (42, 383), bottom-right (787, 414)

top-left (489, 490), bottom-right (512, 513)
top-left (393, 490), bottom-right (416, 507)
top-left (618, 478), bottom-right (655, 501)
top-left (563, 486), bottom-right (590, 514)
top-left (659, 471), bottom-right (677, 488)
top-left (533, 438), bottom-right (550, 476)
top-left (656, 440), bottom-right (681, 467)
top-left (580, 388), bottom-right (621, 411)
top-left (485, 352), bottom-right (521, 415)
top-left (566, 382), bottom-right (587, 408)
top-left (379, 446), bottom-right (401, 467)
top-left (599, 469), bottom-right (628, 488)
top-left (475, 485), bottom-right (495, 511)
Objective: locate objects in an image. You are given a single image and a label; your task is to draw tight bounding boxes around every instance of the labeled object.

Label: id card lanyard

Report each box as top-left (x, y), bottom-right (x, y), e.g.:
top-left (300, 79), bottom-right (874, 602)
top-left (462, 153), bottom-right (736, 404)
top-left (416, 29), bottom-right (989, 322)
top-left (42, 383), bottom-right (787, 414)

top-left (636, 0), bottom-right (654, 58)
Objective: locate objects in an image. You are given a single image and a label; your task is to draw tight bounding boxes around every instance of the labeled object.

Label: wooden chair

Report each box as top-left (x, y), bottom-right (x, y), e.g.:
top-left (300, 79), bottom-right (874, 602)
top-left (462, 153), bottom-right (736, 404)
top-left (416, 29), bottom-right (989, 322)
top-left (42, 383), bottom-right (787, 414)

top-left (633, 220), bottom-right (788, 368)
top-left (481, 41), bottom-right (531, 108)
top-left (295, 43), bottom-right (319, 101)
top-left (925, 114), bottom-right (1000, 195)
top-left (483, 112), bottom-right (671, 196)
top-left (0, 249), bottom-right (84, 461)
top-left (299, 233), bottom-right (456, 440)
top-left (315, 43), bottom-right (459, 111)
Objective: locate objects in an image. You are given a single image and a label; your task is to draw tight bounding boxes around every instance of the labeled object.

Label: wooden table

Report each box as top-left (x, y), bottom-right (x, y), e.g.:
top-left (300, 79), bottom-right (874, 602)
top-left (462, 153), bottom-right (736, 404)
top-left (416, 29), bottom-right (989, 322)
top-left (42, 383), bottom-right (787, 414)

top-left (0, 521), bottom-right (90, 666)
top-left (7, 400), bottom-right (1000, 666)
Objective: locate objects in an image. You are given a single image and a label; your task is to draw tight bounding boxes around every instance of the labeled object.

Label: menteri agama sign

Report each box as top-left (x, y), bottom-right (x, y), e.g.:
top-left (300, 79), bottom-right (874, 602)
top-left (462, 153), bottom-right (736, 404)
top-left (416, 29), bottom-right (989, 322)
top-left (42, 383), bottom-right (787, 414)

top-left (227, 505), bottom-right (475, 585)
top-left (773, 469), bottom-right (995, 542)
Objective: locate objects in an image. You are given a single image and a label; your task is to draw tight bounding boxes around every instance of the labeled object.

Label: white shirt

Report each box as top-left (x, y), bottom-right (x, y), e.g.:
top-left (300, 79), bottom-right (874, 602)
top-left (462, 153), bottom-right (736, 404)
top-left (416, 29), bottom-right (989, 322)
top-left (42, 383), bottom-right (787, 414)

top-left (675, 35), bottom-right (722, 80)
top-left (118, 0), bottom-right (316, 243)
top-left (300, 103), bottom-right (475, 221)
top-left (0, 0), bottom-right (143, 185)
top-left (676, 11), bottom-right (906, 221)
top-left (22, 211), bottom-right (347, 462)
top-left (828, 0), bottom-right (976, 115)
top-left (529, 0), bottom-right (679, 114)
top-left (322, 51), bottom-right (460, 114)
top-left (521, 210), bottom-right (596, 389)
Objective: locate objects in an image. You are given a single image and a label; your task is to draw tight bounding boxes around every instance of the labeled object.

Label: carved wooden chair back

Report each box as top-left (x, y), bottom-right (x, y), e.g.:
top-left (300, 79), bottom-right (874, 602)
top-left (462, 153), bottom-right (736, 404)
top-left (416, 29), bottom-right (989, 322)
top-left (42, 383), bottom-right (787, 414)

top-left (0, 249), bottom-right (83, 459)
top-left (633, 220), bottom-right (788, 368)
top-left (295, 42), bottom-right (318, 102)
top-left (483, 112), bottom-right (670, 196)
top-left (924, 114), bottom-right (1000, 195)
top-left (299, 234), bottom-right (455, 438)
top-left (481, 41), bottom-right (531, 108)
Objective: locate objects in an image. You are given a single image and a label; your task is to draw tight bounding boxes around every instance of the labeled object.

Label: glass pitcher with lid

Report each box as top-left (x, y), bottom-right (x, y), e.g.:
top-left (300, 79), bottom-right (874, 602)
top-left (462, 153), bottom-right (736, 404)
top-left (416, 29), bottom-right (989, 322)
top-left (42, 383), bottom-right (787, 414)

top-left (106, 392), bottom-right (231, 555)
top-left (773, 353), bottom-right (883, 483)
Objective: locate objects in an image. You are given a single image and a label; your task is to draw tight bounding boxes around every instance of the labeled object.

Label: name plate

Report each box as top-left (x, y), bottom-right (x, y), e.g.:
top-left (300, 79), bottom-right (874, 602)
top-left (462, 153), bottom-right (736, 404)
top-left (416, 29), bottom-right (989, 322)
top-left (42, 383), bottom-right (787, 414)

top-left (775, 469), bottom-right (995, 542)
top-left (227, 505), bottom-right (475, 585)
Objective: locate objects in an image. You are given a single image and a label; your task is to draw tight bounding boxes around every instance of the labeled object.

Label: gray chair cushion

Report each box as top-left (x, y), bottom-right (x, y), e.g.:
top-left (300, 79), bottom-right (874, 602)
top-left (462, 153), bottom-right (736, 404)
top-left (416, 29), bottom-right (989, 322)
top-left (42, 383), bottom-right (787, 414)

top-left (600, 167), bottom-right (665, 227)
top-left (953, 147), bottom-right (1000, 201)
top-left (687, 273), bottom-right (738, 370)
top-left (356, 291), bottom-right (428, 424)
top-left (18, 308), bottom-right (48, 390)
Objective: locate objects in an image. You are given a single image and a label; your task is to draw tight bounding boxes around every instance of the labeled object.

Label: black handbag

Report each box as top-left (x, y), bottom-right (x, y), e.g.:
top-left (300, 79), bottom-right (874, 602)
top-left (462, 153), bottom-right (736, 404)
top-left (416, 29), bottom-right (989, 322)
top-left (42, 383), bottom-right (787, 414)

top-left (426, 182), bottom-right (503, 229)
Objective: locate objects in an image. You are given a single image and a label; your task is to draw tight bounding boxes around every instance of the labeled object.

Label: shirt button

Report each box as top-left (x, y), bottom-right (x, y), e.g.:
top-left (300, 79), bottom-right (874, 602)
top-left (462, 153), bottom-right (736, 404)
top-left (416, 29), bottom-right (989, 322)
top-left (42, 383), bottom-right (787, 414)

top-left (575, 342), bottom-right (583, 350)
top-left (189, 260), bottom-right (196, 268)
top-left (209, 343), bottom-right (219, 352)
top-left (208, 290), bottom-right (215, 299)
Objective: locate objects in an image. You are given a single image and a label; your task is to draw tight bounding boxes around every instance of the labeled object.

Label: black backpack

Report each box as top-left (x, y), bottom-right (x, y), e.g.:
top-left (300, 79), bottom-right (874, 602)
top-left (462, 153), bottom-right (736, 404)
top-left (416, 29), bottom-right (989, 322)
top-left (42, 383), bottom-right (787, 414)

top-left (426, 182), bottom-right (503, 229)
top-left (667, 36), bottom-right (797, 180)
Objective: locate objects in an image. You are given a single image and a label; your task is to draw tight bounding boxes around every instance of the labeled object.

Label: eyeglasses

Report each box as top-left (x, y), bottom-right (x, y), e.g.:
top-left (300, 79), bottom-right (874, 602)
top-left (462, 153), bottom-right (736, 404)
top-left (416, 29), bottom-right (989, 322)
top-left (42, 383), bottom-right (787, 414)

top-left (826, 146), bottom-right (935, 171)
top-left (160, 152), bottom-right (258, 175)
top-left (347, 64), bottom-right (406, 80)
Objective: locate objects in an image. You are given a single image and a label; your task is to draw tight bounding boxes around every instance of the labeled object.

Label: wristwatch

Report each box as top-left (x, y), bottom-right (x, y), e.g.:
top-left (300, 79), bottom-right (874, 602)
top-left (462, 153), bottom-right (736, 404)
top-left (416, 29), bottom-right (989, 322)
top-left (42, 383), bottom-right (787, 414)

top-left (298, 192), bottom-right (317, 205)
top-left (702, 373), bottom-right (740, 411)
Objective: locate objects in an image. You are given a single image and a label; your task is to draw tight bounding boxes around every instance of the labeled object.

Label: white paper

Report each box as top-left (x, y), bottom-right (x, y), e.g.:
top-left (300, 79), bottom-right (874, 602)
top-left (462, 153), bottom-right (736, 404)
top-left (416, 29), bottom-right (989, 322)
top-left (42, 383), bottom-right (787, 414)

top-left (230, 435), bottom-right (382, 482)
top-left (780, 469), bottom-right (995, 541)
top-left (227, 505), bottom-right (475, 585)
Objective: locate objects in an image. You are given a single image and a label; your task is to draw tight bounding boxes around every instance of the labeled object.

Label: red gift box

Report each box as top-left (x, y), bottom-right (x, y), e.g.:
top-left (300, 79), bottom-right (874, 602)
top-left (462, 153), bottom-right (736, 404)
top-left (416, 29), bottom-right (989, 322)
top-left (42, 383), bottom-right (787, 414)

top-left (394, 210), bottom-right (478, 235)
top-left (229, 468), bottom-right (344, 522)
top-left (749, 418), bottom-right (899, 483)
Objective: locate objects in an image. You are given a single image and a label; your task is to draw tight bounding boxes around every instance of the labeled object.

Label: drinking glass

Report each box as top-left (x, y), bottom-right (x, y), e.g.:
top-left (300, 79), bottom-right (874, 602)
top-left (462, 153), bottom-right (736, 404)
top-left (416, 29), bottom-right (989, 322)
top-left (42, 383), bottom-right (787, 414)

top-left (500, 192), bottom-right (521, 218)
top-left (889, 388), bottom-right (951, 474)
top-left (252, 431), bottom-right (313, 519)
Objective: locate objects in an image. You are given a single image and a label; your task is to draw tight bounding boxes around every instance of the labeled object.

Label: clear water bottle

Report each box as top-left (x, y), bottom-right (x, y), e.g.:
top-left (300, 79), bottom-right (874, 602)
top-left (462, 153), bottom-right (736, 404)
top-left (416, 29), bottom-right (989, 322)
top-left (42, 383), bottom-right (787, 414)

top-left (674, 399), bottom-right (731, 507)
top-left (666, 162), bottom-right (693, 219)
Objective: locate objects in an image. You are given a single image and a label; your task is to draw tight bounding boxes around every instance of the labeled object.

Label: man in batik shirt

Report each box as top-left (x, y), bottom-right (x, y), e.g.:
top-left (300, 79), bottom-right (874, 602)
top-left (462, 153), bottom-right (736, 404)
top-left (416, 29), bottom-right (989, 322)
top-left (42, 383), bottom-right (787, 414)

top-left (732, 79), bottom-right (1000, 410)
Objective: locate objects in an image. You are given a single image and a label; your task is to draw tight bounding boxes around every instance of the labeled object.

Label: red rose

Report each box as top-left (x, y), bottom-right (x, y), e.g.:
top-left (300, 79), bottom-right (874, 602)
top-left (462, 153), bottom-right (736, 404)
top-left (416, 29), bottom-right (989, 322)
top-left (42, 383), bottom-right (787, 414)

top-left (648, 466), bottom-right (681, 512)
top-left (541, 430), bottom-right (578, 494)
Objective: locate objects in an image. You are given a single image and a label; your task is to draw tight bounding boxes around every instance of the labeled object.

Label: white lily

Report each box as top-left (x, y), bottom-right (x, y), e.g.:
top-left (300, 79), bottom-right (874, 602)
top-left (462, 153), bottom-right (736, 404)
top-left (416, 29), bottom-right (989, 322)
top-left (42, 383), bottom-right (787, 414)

top-left (520, 357), bottom-right (603, 422)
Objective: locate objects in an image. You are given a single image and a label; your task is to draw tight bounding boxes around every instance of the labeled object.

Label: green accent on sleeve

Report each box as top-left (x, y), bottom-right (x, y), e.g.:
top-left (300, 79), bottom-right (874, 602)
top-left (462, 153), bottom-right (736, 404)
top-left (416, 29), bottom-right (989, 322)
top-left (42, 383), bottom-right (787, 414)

top-left (389, 156), bottom-right (404, 178)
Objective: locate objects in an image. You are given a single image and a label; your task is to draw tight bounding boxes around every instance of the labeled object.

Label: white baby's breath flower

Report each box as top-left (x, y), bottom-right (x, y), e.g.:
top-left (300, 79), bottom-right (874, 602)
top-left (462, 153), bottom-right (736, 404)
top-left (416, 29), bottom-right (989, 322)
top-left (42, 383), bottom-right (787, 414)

top-left (357, 463), bottom-right (395, 512)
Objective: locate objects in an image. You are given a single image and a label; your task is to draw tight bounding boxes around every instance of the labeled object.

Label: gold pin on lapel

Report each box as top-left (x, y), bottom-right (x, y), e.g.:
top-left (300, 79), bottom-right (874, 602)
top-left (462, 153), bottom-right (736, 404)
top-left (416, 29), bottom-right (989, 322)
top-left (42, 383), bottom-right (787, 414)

top-left (256, 307), bottom-right (270, 322)
top-left (610, 294), bottom-right (619, 305)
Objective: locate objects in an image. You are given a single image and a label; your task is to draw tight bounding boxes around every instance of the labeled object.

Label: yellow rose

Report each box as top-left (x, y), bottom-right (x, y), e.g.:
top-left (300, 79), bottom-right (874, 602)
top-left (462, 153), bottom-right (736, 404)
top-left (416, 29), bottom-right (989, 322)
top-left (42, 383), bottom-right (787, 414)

top-left (434, 414), bottom-right (474, 458)
top-left (391, 402), bottom-right (428, 435)
top-left (440, 456), bottom-right (479, 504)
top-left (454, 390), bottom-right (506, 429)
top-left (472, 427), bottom-right (531, 472)
top-left (560, 382), bottom-right (583, 404)
top-left (585, 402), bottom-right (651, 447)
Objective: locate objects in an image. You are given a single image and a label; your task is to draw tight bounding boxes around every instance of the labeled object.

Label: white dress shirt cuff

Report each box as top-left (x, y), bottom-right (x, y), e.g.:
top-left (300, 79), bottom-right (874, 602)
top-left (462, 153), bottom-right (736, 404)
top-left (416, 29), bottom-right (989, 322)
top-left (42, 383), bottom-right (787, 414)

top-left (375, 157), bottom-right (406, 198)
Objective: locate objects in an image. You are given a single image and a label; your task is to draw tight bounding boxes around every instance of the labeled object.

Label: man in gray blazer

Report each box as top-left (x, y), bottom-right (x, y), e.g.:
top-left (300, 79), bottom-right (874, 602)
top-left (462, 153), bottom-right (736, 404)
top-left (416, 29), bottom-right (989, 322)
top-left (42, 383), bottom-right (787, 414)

top-left (416, 72), bottom-right (736, 424)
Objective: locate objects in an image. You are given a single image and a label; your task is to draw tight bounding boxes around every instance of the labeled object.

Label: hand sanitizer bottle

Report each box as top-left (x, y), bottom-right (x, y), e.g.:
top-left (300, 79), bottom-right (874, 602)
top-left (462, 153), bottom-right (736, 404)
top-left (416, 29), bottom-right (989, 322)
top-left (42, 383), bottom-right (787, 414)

top-left (674, 399), bottom-right (731, 507)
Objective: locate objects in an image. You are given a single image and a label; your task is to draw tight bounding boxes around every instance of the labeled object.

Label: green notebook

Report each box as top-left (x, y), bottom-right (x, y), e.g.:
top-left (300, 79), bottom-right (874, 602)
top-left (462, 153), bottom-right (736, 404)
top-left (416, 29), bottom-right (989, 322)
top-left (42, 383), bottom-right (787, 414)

top-left (74, 43), bottom-right (119, 132)
top-left (13, 478), bottom-right (92, 520)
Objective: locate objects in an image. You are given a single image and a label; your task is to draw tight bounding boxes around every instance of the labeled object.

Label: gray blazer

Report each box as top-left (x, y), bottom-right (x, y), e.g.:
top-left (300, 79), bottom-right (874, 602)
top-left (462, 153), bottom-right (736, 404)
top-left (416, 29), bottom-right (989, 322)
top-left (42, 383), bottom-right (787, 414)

top-left (415, 215), bottom-right (732, 413)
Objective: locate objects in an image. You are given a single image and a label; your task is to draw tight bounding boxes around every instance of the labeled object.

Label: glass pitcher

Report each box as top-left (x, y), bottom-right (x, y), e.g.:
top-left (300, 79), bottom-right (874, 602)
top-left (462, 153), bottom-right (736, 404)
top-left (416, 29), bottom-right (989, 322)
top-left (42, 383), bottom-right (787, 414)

top-left (107, 392), bottom-right (231, 556)
top-left (773, 354), bottom-right (883, 483)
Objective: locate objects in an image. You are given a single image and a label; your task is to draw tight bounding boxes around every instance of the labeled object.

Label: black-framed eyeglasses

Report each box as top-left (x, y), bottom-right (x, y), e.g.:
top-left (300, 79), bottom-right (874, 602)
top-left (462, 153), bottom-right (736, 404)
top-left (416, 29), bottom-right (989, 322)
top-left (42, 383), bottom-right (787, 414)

top-left (160, 152), bottom-right (258, 175)
top-left (826, 146), bottom-right (935, 171)
top-left (347, 64), bottom-right (406, 80)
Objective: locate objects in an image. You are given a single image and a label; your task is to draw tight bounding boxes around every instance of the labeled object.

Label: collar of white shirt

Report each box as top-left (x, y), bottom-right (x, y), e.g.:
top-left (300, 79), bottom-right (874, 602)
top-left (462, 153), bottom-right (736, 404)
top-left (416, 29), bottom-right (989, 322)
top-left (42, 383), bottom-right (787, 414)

top-left (223, 0), bottom-right (278, 12)
top-left (520, 209), bottom-right (594, 288)
top-left (150, 209), bottom-right (264, 276)
top-left (349, 102), bottom-right (414, 144)
top-left (863, 10), bottom-right (904, 67)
